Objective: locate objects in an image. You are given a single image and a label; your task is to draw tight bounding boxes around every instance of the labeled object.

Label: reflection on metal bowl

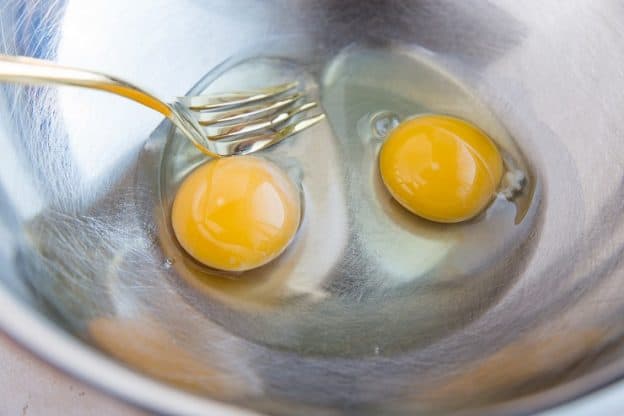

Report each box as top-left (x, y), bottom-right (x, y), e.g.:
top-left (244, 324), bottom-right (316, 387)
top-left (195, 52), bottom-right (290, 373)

top-left (2, 1), bottom-right (624, 416)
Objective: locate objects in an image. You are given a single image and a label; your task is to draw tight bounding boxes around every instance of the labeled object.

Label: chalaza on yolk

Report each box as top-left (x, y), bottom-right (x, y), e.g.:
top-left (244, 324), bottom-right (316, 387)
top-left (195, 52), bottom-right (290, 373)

top-left (379, 115), bottom-right (503, 223)
top-left (171, 156), bottom-right (301, 272)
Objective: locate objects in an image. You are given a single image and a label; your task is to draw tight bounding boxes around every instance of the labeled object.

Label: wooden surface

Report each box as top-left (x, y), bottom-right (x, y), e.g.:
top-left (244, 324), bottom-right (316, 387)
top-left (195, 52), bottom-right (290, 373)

top-left (0, 332), bottom-right (146, 416)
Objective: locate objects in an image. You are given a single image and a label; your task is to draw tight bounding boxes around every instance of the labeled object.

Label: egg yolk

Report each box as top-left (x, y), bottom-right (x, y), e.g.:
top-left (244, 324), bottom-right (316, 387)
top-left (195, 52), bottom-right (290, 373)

top-left (378, 115), bottom-right (504, 223)
top-left (171, 156), bottom-right (301, 272)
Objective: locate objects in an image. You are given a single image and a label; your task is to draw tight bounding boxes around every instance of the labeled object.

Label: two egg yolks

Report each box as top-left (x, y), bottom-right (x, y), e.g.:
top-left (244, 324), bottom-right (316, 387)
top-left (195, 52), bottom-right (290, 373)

top-left (379, 115), bottom-right (504, 223)
top-left (172, 115), bottom-right (503, 271)
top-left (171, 156), bottom-right (301, 272)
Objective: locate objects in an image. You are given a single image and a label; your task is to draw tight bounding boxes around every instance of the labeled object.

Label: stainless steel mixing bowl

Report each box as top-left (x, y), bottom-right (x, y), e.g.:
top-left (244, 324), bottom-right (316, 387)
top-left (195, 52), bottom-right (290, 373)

top-left (2, 1), bottom-right (624, 415)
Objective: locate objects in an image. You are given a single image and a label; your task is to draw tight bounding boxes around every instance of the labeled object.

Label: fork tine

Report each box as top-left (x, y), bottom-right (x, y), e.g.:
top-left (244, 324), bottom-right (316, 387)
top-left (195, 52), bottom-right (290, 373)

top-left (180, 81), bottom-right (298, 111)
top-left (212, 112), bottom-right (326, 156)
top-left (196, 92), bottom-right (302, 126)
top-left (285, 112), bottom-right (326, 136)
top-left (206, 101), bottom-right (318, 141)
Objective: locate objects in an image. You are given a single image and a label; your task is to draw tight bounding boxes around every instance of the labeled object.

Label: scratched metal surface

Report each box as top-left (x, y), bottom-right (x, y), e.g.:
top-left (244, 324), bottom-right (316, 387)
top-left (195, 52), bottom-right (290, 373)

top-left (2, 1), bottom-right (624, 416)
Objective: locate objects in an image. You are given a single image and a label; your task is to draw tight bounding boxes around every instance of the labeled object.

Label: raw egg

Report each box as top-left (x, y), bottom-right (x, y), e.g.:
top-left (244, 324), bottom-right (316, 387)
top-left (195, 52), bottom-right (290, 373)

top-left (171, 156), bottom-right (301, 272)
top-left (379, 114), bottom-right (504, 223)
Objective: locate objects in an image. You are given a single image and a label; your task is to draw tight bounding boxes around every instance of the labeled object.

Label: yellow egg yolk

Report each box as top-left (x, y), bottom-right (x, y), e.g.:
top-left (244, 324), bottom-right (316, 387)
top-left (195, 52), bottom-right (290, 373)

top-left (379, 114), bottom-right (504, 223)
top-left (171, 156), bottom-right (301, 272)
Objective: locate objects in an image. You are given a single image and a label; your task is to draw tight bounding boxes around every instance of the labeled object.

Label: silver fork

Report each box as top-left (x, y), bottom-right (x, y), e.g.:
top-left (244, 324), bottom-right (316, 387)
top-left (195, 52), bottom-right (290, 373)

top-left (0, 55), bottom-right (325, 157)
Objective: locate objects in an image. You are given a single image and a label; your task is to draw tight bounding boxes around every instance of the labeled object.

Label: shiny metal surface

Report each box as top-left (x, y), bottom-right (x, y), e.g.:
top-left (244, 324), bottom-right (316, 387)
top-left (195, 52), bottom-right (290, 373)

top-left (1, 1), bottom-right (624, 415)
top-left (0, 55), bottom-right (324, 157)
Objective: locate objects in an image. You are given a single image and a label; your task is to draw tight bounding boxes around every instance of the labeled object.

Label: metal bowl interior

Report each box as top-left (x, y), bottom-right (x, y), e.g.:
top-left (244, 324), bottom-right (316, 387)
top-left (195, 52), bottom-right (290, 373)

top-left (2, 1), bottom-right (624, 415)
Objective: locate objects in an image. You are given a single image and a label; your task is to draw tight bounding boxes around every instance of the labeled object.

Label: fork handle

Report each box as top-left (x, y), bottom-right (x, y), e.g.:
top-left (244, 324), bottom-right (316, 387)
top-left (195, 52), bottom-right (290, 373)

top-left (0, 54), bottom-right (172, 117)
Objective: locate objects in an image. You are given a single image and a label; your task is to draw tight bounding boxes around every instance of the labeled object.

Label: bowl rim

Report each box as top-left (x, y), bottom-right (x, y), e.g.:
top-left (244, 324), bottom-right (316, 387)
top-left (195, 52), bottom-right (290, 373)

top-left (2, 279), bottom-right (624, 416)
top-left (0, 284), bottom-right (260, 416)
